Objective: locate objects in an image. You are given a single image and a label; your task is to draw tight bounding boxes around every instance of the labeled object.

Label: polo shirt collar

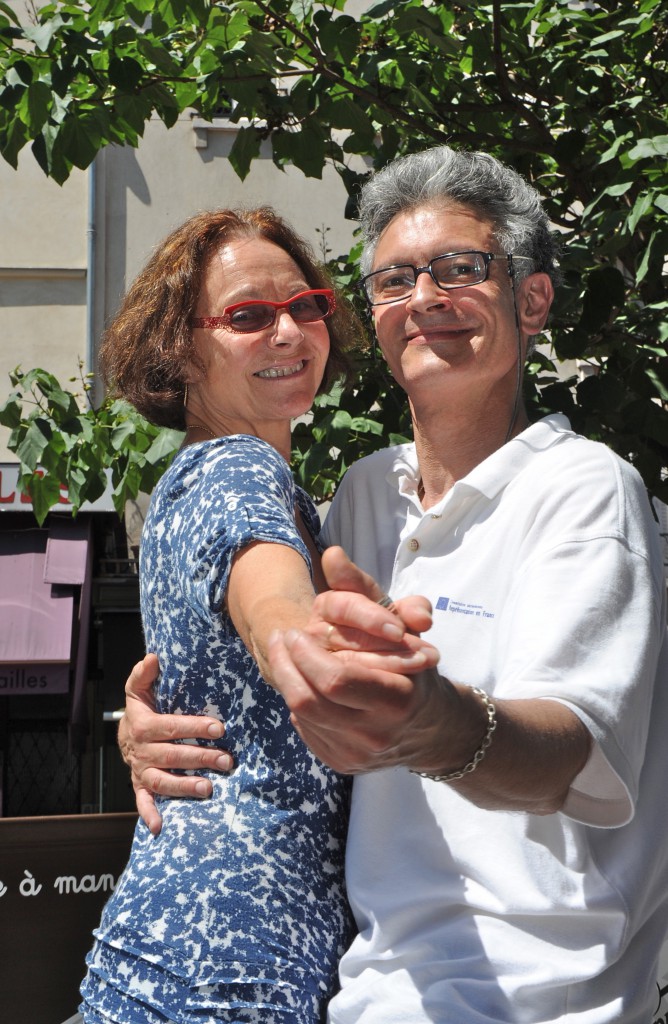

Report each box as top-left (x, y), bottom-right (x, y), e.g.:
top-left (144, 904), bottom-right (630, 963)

top-left (386, 414), bottom-right (574, 506)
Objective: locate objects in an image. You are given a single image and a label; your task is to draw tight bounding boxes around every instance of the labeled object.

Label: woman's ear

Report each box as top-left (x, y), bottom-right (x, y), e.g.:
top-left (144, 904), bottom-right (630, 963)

top-left (518, 273), bottom-right (554, 335)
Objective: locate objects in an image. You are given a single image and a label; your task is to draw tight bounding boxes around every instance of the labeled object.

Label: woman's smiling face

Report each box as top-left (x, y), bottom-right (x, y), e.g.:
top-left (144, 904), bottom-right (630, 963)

top-left (189, 235), bottom-right (331, 443)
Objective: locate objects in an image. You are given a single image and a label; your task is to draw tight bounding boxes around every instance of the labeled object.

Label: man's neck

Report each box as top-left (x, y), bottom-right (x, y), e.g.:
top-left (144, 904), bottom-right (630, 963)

top-left (409, 395), bottom-right (529, 510)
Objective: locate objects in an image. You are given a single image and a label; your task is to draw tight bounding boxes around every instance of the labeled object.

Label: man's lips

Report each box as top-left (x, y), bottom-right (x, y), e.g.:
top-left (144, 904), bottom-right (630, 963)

top-left (405, 324), bottom-right (474, 342)
top-left (255, 359), bottom-right (306, 379)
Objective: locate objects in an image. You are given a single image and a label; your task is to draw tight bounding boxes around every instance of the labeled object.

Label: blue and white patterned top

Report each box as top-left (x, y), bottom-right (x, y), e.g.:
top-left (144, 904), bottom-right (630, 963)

top-left (80, 435), bottom-right (354, 1024)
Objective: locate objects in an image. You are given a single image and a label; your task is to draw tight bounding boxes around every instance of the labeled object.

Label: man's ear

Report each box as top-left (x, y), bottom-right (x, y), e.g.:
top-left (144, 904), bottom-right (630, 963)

top-left (518, 273), bottom-right (554, 335)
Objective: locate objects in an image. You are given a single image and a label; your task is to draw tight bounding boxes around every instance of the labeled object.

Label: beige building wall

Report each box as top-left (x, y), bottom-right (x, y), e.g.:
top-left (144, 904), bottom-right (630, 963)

top-left (0, 110), bottom-right (358, 461)
top-left (0, 151), bottom-right (89, 460)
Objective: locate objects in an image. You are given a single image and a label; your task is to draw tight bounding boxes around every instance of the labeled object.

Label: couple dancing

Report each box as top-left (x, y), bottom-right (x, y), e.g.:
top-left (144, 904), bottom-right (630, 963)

top-left (80, 145), bottom-right (668, 1024)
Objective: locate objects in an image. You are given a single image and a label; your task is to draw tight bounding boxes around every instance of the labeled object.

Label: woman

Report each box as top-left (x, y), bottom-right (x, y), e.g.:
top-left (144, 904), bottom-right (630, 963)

top-left (79, 208), bottom-right (409, 1024)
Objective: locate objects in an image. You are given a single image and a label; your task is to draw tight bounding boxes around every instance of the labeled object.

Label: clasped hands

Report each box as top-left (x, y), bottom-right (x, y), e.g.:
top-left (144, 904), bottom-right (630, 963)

top-left (119, 546), bottom-right (455, 835)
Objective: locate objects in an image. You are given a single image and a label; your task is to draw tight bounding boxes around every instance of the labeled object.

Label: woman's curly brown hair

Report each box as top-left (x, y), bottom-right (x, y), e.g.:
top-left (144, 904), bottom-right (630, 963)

top-left (100, 207), bottom-right (362, 429)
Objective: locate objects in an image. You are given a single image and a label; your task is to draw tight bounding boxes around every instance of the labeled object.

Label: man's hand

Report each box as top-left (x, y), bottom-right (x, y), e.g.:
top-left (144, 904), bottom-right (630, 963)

top-left (268, 548), bottom-right (592, 814)
top-left (267, 626), bottom-right (463, 774)
top-left (306, 546), bottom-right (435, 653)
top-left (267, 546), bottom-right (467, 774)
top-left (119, 654), bottom-right (233, 835)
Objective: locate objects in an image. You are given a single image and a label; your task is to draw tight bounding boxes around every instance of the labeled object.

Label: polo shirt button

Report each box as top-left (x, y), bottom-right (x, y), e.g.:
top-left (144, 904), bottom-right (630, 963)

top-left (408, 538), bottom-right (420, 551)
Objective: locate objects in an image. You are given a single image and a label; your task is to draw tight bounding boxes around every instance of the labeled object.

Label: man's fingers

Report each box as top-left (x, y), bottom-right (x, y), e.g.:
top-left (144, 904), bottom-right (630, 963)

top-left (142, 767), bottom-right (215, 800)
top-left (131, 713), bottom-right (226, 745)
top-left (392, 595), bottom-right (433, 635)
top-left (322, 549), bottom-right (434, 634)
top-left (134, 770), bottom-right (216, 834)
top-left (321, 546), bottom-right (387, 601)
top-left (313, 590), bottom-right (406, 643)
top-left (136, 788), bottom-right (163, 836)
top-left (133, 740), bottom-right (232, 773)
top-left (312, 589), bottom-right (434, 648)
top-left (280, 629), bottom-right (423, 713)
top-left (314, 551), bottom-right (433, 644)
top-left (125, 653), bottom-right (161, 702)
top-left (335, 643), bottom-right (440, 676)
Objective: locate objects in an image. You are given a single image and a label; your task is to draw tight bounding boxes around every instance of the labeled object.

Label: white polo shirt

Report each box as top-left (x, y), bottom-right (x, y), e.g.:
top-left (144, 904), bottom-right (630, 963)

top-left (323, 414), bottom-right (668, 1024)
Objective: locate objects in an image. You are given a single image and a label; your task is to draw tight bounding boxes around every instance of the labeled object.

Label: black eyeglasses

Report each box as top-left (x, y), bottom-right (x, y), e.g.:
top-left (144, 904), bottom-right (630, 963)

top-left (361, 251), bottom-right (529, 306)
top-left (192, 289), bottom-right (336, 334)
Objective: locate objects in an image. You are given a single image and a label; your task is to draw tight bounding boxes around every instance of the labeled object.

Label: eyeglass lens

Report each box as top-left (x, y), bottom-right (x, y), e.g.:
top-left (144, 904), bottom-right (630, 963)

top-left (193, 290), bottom-right (335, 333)
top-left (364, 251), bottom-right (490, 304)
top-left (228, 292), bottom-right (332, 332)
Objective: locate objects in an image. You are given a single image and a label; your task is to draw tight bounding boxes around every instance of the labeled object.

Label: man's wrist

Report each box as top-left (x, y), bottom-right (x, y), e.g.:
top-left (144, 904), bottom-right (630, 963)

top-left (410, 687), bottom-right (497, 783)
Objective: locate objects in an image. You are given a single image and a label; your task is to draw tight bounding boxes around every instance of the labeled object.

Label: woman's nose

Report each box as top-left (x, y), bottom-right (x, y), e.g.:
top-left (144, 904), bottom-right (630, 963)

top-left (268, 310), bottom-right (304, 345)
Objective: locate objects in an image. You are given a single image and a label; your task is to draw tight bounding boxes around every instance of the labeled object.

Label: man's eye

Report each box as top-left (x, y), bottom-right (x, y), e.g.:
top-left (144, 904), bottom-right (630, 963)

top-left (444, 261), bottom-right (477, 278)
top-left (380, 271), bottom-right (413, 290)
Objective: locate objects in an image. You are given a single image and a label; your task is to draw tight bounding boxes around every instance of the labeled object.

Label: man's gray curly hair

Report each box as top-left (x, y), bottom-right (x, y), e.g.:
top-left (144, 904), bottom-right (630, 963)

top-left (358, 146), bottom-right (561, 290)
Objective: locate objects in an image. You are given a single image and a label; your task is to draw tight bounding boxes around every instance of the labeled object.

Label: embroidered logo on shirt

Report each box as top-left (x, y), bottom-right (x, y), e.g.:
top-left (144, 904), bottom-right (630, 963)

top-left (436, 597), bottom-right (495, 620)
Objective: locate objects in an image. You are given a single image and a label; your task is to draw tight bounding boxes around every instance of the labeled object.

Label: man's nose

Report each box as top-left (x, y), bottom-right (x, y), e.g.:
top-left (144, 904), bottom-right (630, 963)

top-left (407, 268), bottom-right (453, 309)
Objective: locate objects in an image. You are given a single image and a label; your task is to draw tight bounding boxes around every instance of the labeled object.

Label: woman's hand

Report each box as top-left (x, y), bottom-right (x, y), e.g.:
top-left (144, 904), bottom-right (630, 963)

top-left (307, 545), bottom-right (435, 654)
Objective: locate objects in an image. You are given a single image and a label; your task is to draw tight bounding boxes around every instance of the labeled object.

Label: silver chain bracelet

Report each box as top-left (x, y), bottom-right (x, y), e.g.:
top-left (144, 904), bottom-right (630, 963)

top-left (410, 687), bottom-right (497, 783)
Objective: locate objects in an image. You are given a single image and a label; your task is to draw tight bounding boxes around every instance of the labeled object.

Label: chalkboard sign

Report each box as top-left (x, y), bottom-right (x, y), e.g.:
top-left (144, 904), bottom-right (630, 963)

top-left (0, 812), bottom-right (136, 1024)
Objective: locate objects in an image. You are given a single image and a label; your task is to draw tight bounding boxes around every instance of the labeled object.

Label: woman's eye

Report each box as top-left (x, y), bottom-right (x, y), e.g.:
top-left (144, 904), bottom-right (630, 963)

top-left (230, 306), bottom-right (269, 327)
top-left (289, 299), bottom-right (317, 316)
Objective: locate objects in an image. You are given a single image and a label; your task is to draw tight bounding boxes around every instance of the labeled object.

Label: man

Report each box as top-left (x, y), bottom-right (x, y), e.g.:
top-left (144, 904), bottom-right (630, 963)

top-left (120, 146), bottom-right (668, 1022)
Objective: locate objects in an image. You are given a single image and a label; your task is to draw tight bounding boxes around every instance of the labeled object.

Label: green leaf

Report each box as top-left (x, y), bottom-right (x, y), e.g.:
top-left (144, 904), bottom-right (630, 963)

top-left (228, 124), bottom-right (262, 180)
top-left (314, 12), bottom-right (361, 66)
top-left (110, 418), bottom-right (139, 451)
top-left (59, 109), bottom-right (108, 170)
top-left (579, 266), bottom-right (626, 332)
top-left (636, 230), bottom-right (662, 284)
top-left (349, 416), bottom-right (384, 436)
top-left (26, 472), bottom-right (64, 527)
top-left (23, 15), bottom-right (65, 53)
top-left (113, 92), bottom-right (151, 136)
top-left (0, 392), bottom-right (22, 428)
top-left (364, 0), bottom-right (400, 18)
top-left (17, 80), bottom-right (52, 133)
top-left (0, 3), bottom-right (20, 26)
top-left (625, 191), bottom-right (655, 234)
top-left (627, 136), bottom-right (668, 163)
top-left (108, 55), bottom-right (145, 90)
top-left (144, 428), bottom-right (183, 465)
top-left (16, 420), bottom-right (51, 472)
top-left (285, 118), bottom-right (326, 178)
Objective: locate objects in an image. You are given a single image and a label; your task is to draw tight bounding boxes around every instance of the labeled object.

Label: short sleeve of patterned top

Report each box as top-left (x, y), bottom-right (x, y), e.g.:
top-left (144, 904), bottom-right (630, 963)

top-left (80, 435), bottom-right (355, 1024)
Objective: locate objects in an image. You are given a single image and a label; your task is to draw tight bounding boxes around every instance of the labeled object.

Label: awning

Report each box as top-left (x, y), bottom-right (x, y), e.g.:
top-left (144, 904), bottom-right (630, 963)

top-left (0, 517), bottom-right (92, 699)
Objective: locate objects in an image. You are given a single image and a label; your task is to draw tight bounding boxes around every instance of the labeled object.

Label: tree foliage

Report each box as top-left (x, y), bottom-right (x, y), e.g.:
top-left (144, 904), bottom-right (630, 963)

top-left (1, 0), bottom-right (666, 512)
top-left (0, 366), bottom-right (182, 523)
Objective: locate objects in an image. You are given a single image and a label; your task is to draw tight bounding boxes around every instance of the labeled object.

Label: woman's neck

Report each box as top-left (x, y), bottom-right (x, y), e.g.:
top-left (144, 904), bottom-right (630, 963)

top-left (184, 412), bottom-right (293, 462)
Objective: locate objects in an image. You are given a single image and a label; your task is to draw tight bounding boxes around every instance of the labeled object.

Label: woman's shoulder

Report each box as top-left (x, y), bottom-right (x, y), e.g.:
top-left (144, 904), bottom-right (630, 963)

top-left (161, 434), bottom-right (293, 495)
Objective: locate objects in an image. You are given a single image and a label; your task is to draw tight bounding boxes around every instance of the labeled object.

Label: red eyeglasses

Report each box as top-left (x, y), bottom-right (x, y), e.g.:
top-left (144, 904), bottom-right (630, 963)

top-left (192, 289), bottom-right (336, 334)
